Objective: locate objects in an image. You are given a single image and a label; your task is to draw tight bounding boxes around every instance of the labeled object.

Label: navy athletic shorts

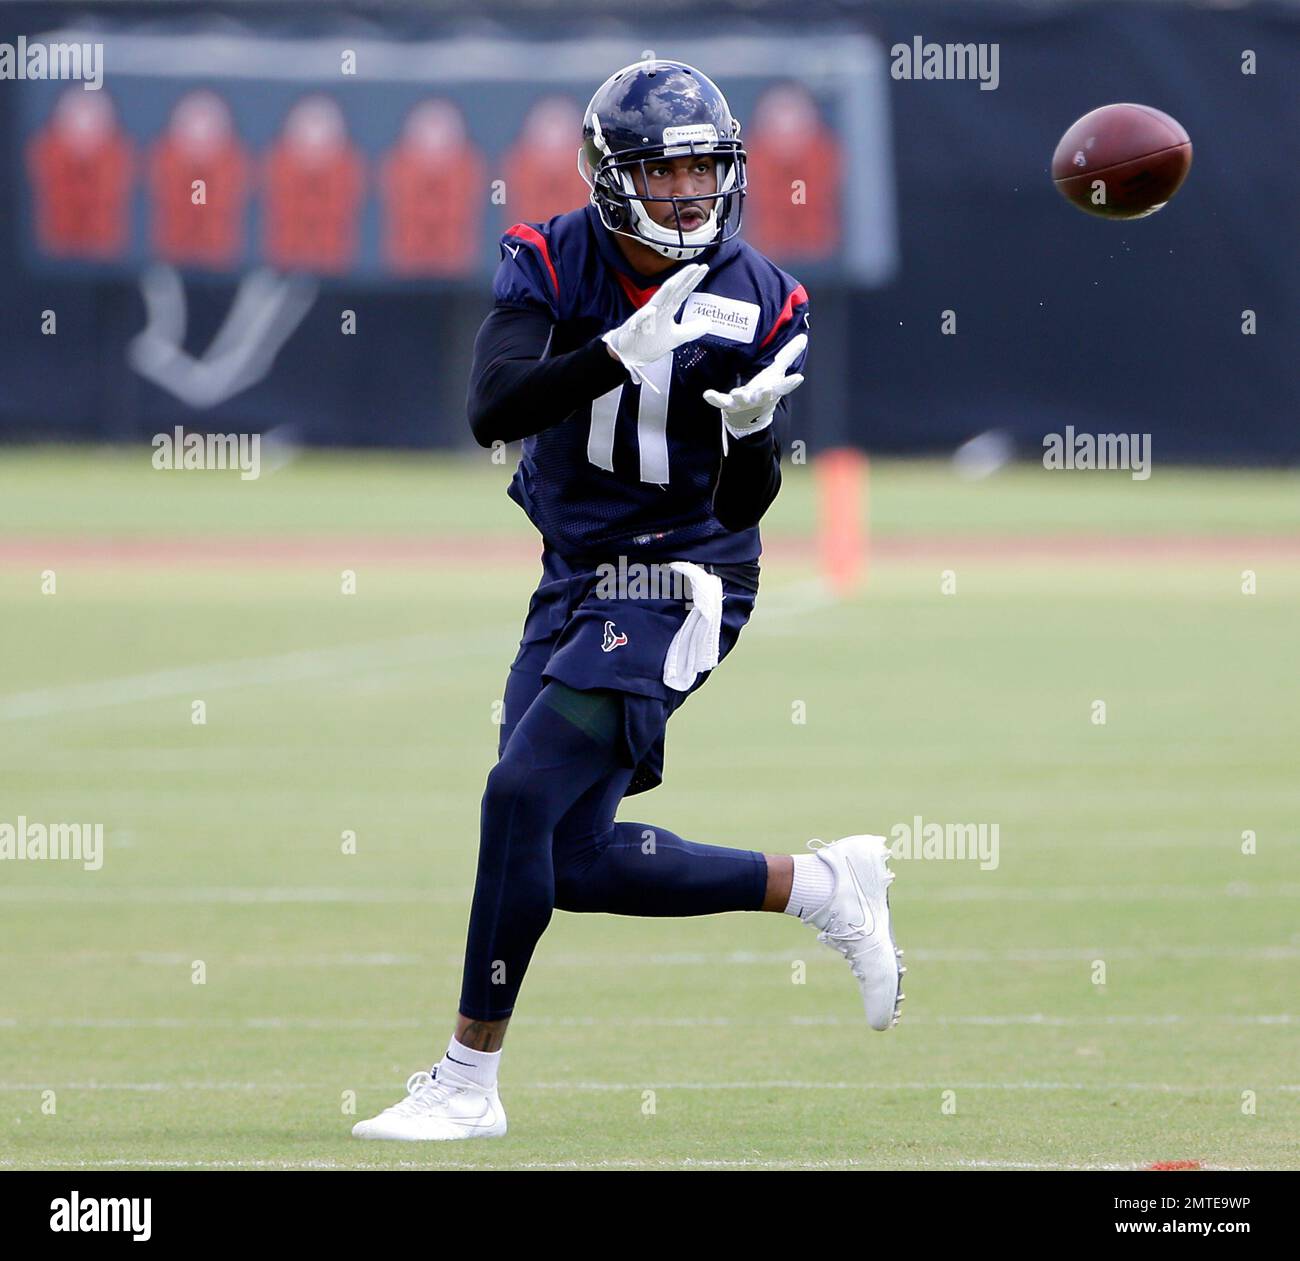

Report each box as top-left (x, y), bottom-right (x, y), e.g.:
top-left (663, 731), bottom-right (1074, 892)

top-left (502, 545), bottom-right (760, 796)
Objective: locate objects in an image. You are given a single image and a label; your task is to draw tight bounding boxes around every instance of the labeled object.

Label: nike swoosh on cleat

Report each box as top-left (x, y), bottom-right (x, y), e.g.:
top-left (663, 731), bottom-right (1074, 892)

top-left (842, 858), bottom-right (877, 934)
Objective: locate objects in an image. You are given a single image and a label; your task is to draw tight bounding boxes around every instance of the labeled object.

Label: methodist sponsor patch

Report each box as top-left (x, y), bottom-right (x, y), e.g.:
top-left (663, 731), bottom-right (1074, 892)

top-left (681, 292), bottom-right (759, 344)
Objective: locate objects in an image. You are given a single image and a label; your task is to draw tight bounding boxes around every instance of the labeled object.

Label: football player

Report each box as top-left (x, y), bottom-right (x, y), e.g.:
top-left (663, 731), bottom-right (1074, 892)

top-left (353, 60), bottom-right (904, 1142)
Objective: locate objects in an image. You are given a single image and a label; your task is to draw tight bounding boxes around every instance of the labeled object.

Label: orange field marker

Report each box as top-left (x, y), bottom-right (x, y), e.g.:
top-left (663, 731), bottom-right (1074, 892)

top-left (816, 447), bottom-right (868, 596)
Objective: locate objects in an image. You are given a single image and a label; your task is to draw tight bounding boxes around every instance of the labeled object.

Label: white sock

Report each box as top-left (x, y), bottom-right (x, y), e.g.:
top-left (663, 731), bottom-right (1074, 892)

top-left (784, 853), bottom-right (835, 919)
top-left (438, 1036), bottom-right (501, 1090)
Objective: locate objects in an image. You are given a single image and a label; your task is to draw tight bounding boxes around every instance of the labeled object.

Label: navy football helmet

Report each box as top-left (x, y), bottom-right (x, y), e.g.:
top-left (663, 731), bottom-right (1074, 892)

top-left (580, 60), bottom-right (746, 261)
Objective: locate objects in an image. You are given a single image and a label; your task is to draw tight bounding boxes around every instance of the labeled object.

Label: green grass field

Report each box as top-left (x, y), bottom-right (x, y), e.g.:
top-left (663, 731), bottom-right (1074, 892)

top-left (1, 448), bottom-right (1297, 1170)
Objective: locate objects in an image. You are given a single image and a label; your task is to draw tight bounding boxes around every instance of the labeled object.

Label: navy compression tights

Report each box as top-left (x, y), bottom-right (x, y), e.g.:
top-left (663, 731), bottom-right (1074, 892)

top-left (457, 682), bottom-right (769, 1021)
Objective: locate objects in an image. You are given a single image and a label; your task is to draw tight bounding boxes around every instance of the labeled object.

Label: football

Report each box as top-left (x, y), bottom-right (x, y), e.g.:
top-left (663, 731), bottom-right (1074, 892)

top-left (1051, 103), bottom-right (1192, 219)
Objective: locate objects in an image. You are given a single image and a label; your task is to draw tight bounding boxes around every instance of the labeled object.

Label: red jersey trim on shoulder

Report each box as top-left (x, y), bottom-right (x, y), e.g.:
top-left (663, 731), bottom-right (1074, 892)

top-left (758, 283), bottom-right (809, 349)
top-left (614, 270), bottom-right (660, 310)
top-left (504, 223), bottom-right (559, 300)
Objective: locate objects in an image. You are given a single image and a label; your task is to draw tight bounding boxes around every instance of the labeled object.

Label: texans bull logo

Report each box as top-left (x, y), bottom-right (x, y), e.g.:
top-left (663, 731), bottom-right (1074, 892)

top-left (601, 620), bottom-right (628, 653)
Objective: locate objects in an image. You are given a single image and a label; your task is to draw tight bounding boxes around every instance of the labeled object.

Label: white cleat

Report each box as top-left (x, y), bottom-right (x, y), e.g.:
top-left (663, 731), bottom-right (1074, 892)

top-left (351, 1065), bottom-right (507, 1141)
top-left (801, 835), bottom-right (904, 1031)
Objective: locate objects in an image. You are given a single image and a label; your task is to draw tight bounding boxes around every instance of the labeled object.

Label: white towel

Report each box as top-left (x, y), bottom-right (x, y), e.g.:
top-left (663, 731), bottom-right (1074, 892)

top-left (662, 561), bottom-right (725, 692)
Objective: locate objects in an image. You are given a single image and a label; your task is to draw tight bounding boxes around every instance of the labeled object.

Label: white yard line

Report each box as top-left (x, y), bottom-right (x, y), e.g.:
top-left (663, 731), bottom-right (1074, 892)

top-left (0, 629), bottom-right (500, 722)
top-left (0, 888), bottom-right (471, 905)
top-left (2, 940), bottom-right (1298, 963)
top-left (747, 578), bottom-right (841, 632)
top-left (1, 884), bottom-right (1295, 906)
top-left (0, 1080), bottom-right (1294, 1093)
top-left (916, 884), bottom-right (1300, 902)
top-left (527, 945), bottom-right (1300, 965)
top-left (0, 571), bottom-right (840, 724)
top-left (2, 883), bottom-right (1289, 904)
top-left (0, 1158), bottom-right (1264, 1171)
top-left (0, 1013), bottom-right (1293, 1030)
top-left (526, 1081), bottom-right (1299, 1093)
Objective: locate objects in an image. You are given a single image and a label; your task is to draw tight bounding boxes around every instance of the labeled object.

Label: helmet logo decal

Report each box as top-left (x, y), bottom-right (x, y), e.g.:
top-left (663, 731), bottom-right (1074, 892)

top-left (662, 123), bottom-right (718, 147)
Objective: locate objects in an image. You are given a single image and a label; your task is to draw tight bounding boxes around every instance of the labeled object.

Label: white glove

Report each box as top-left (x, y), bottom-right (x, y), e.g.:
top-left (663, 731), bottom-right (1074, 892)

top-left (602, 262), bottom-right (711, 390)
top-left (703, 333), bottom-right (808, 439)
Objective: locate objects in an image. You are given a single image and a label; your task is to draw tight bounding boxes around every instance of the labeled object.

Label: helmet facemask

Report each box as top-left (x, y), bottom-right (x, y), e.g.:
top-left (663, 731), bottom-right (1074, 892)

top-left (580, 120), bottom-right (747, 261)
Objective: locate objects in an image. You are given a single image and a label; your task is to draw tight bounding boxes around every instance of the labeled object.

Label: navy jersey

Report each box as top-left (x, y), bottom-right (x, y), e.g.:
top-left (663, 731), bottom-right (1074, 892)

top-left (491, 204), bottom-right (809, 564)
